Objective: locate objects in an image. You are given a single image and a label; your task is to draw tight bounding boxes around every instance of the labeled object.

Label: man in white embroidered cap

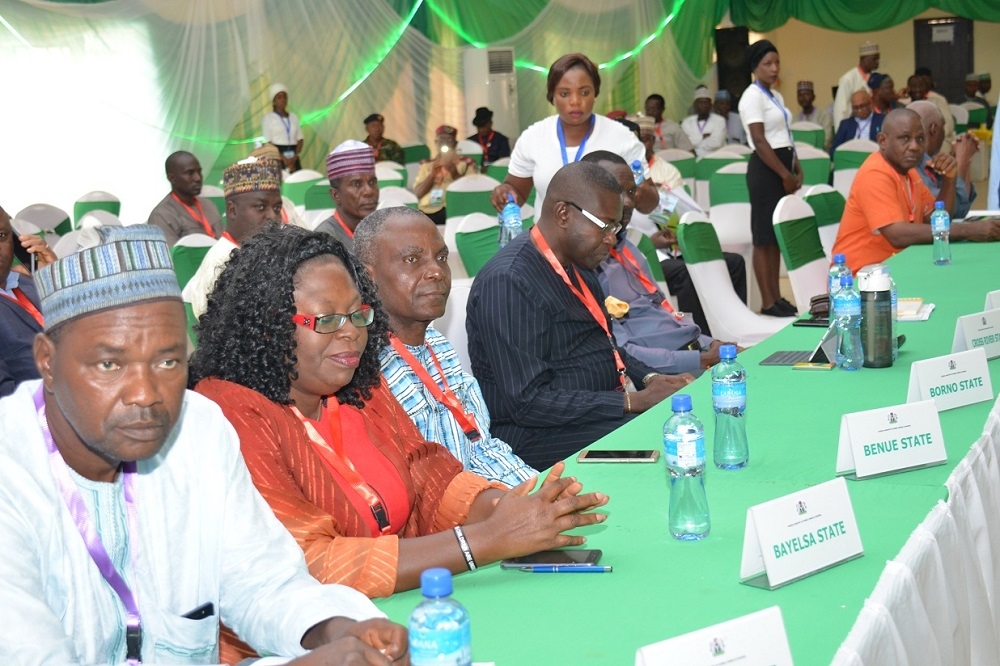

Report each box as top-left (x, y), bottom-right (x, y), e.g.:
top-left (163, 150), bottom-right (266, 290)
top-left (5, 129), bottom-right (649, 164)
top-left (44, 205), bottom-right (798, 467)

top-left (0, 224), bottom-right (407, 665)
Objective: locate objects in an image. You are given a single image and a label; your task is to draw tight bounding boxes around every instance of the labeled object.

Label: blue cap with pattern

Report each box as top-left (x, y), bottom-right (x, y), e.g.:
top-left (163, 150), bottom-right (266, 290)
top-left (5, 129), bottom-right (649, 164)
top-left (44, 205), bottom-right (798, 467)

top-left (34, 225), bottom-right (181, 331)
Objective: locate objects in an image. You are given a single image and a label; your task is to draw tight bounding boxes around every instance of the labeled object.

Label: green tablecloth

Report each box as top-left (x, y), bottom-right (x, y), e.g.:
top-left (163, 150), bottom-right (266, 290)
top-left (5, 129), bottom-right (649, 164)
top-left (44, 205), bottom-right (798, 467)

top-left (375, 242), bottom-right (1000, 665)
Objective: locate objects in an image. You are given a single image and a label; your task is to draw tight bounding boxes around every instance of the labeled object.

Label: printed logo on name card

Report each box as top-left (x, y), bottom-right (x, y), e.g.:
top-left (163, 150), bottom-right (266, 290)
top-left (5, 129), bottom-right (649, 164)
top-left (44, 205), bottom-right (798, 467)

top-left (795, 500), bottom-right (807, 515)
top-left (887, 412), bottom-right (898, 424)
top-left (709, 638), bottom-right (725, 657)
top-left (948, 360), bottom-right (956, 370)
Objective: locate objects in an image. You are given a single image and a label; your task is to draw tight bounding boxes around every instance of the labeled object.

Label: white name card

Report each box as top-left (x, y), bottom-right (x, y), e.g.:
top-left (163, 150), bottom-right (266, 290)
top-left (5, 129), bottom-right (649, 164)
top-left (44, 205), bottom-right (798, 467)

top-left (835, 400), bottom-right (946, 478)
top-left (635, 606), bottom-right (792, 666)
top-left (953, 308), bottom-right (1000, 359)
top-left (907, 348), bottom-right (993, 412)
top-left (740, 477), bottom-right (863, 590)
top-left (985, 290), bottom-right (1000, 312)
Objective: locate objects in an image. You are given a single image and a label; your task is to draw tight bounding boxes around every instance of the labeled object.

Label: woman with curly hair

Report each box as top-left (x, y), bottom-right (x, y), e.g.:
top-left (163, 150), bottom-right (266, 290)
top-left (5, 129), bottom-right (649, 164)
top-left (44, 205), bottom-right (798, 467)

top-left (190, 224), bottom-right (607, 622)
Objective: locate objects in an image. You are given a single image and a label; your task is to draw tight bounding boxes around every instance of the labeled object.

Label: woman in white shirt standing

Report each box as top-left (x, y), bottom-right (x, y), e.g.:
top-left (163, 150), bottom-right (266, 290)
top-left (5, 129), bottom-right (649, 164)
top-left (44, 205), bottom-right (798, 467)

top-left (262, 83), bottom-right (304, 173)
top-left (490, 53), bottom-right (645, 213)
top-left (739, 40), bottom-right (801, 317)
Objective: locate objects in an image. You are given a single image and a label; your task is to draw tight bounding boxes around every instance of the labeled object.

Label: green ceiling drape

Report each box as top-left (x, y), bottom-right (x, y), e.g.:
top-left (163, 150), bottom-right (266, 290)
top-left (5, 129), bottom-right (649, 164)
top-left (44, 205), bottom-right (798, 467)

top-left (729, 0), bottom-right (1000, 33)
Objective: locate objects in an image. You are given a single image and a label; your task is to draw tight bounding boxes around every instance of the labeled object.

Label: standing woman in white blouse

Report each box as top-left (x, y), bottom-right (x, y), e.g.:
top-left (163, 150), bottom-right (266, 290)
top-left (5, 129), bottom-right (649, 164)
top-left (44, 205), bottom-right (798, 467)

top-left (739, 40), bottom-right (801, 317)
top-left (262, 83), bottom-right (304, 173)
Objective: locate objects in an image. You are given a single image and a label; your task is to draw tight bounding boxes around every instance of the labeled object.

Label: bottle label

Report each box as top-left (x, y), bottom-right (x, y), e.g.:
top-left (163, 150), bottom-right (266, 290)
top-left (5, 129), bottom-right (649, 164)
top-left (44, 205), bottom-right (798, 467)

top-left (664, 432), bottom-right (705, 468)
top-left (712, 380), bottom-right (746, 410)
top-left (931, 214), bottom-right (950, 234)
top-left (411, 623), bottom-right (472, 666)
top-left (834, 294), bottom-right (861, 316)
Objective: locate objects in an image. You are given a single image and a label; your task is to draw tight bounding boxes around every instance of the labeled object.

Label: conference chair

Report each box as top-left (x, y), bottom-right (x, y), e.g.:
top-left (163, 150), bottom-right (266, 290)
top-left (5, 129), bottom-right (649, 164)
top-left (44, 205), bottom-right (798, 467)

top-left (656, 148), bottom-right (696, 195)
top-left (432, 277), bottom-right (474, 374)
top-left (794, 143), bottom-right (832, 188)
top-left (375, 162), bottom-right (406, 189)
top-left (73, 191), bottom-right (121, 230)
top-left (378, 186), bottom-right (419, 209)
top-left (772, 195), bottom-right (828, 314)
top-left (456, 140), bottom-right (484, 163)
top-left (707, 162), bottom-right (755, 309)
top-left (950, 104), bottom-right (969, 135)
top-left (454, 212), bottom-right (500, 278)
top-left (803, 184), bottom-right (846, 259)
top-left (676, 212), bottom-right (792, 346)
top-left (624, 226), bottom-right (678, 310)
top-left (402, 144), bottom-right (431, 189)
top-left (200, 184), bottom-right (226, 218)
top-left (445, 173), bottom-right (502, 219)
top-left (717, 144), bottom-right (753, 157)
top-left (832, 139), bottom-right (878, 199)
top-left (961, 102), bottom-right (988, 129)
top-left (15, 203), bottom-right (71, 247)
top-left (52, 230), bottom-right (88, 259)
top-left (303, 179), bottom-right (332, 211)
top-left (790, 121), bottom-right (825, 149)
top-left (282, 169), bottom-right (324, 207)
top-left (484, 157), bottom-right (510, 183)
top-left (77, 210), bottom-right (122, 229)
top-left (170, 233), bottom-right (217, 290)
top-left (694, 149), bottom-right (745, 211)
top-left (8, 219), bottom-right (40, 269)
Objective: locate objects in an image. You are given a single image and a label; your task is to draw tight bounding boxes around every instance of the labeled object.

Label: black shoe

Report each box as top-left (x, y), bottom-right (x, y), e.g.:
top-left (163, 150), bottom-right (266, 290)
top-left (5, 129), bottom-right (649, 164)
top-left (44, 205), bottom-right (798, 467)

top-left (775, 297), bottom-right (798, 316)
top-left (761, 302), bottom-right (796, 317)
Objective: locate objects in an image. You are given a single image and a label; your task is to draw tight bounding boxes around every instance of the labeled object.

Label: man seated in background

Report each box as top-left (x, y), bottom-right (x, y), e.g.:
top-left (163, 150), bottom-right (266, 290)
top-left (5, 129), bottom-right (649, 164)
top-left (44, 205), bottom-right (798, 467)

top-left (831, 90), bottom-right (880, 156)
top-left (681, 86), bottom-right (727, 157)
top-left (644, 93), bottom-right (694, 152)
top-left (832, 109), bottom-right (1000, 271)
top-left (362, 113), bottom-right (406, 164)
top-left (183, 155), bottom-right (284, 319)
top-left (964, 73), bottom-right (994, 129)
top-left (0, 224), bottom-right (405, 664)
top-left (869, 72), bottom-right (899, 115)
top-left (466, 161), bottom-right (692, 470)
top-left (904, 69), bottom-right (955, 144)
top-left (833, 41), bottom-right (880, 126)
top-left (585, 151), bottom-right (727, 376)
top-left (909, 100), bottom-right (978, 219)
top-left (714, 90), bottom-right (747, 146)
top-left (413, 125), bottom-right (478, 225)
top-left (795, 80), bottom-right (833, 151)
top-left (634, 115), bottom-right (684, 189)
top-left (355, 206), bottom-right (536, 486)
top-left (468, 106), bottom-right (511, 167)
top-left (147, 151), bottom-right (223, 246)
top-left (315, 140), bottom-right (380, 251)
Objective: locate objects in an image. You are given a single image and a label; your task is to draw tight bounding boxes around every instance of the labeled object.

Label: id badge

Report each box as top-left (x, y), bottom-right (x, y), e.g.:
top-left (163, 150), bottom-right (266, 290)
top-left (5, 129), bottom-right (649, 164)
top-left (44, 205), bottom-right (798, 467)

top-left (429, 188), bottom-right (444, 206)
top-left (282, 149), bottom-right (296, 159)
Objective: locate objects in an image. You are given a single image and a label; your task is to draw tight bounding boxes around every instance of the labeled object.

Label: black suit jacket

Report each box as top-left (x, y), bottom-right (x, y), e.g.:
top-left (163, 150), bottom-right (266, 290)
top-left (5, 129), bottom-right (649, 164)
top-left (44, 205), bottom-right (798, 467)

top-left (0, 274), bottom-right (43, 397)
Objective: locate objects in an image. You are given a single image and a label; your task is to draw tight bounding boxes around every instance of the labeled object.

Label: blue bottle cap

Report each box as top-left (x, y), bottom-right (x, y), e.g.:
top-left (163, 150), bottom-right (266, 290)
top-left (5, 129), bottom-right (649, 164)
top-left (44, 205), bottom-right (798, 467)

top-left (840, 274), bottom-right (853, 287)
top-left (934, 201), bottom-right (944, 210)
top-left (420, 567), bottom-right (453, 598)
top-left (833, 253), bottom-right (845, 264)
top-left (507, 193), bottom-right (515, 204)
top-left (671, 393), bottom-right (692, 412)
top-left (719, 344), bottom-right (737, 359)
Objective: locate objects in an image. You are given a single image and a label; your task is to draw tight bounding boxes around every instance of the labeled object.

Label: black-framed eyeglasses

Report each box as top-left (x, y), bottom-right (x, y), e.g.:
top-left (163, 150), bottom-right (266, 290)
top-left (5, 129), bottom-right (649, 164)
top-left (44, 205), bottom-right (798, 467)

top-left (291, 305), bottom-right (375, 334)
top-left (563, 201), bottom-right (622, 236)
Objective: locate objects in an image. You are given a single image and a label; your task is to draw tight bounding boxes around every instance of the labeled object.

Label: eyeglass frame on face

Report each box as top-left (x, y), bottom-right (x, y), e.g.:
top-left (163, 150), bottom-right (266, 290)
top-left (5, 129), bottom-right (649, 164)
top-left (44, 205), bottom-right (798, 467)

top-left (291, 305), bottom-right (375, 334)
top-left (561, 201), bottom-right (622, 236)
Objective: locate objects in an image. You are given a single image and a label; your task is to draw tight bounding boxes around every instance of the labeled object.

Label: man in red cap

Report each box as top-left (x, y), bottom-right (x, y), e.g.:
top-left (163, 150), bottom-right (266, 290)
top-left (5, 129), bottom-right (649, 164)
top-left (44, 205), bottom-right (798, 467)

top-left (413, 125), bottom-right (478, 225)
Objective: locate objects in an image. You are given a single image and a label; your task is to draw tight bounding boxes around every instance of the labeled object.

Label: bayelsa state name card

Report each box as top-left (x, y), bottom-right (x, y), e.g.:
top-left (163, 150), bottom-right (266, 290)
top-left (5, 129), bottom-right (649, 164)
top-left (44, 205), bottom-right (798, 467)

top-left (907, 348), bottom-right (993, 412)
top-left (953, 308), bottom-right (1000, 360)
top-left (740, 477), bottom-right (863, 590)
top-left (634, 606), bottom-right (792, 666)
top-left (835, 400), bottom-right (946, 478)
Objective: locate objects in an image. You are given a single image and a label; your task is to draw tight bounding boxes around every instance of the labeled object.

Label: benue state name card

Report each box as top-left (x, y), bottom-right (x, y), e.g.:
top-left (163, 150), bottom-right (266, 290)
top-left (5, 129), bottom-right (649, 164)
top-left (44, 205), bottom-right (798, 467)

top-left (740, 477), bottom-right (863, 590)
top-left (835, 400), bottom-right (946, 479)
top-left (635, 606), bottom-right (792, 666)
top-left (953, 308), bottom-right (1000, 359)
top-left (908, 347), bottom-right (993, 412)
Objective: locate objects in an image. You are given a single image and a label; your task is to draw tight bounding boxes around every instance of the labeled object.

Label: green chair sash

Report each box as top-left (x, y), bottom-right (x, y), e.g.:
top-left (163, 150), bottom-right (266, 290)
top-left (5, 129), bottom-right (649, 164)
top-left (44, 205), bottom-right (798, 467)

top-left (403, 144), bottom-right (430, 163)
top-left (833, 150), bottom-right (871, 171)
top-left (446, 190), bottom-right (496, 219)
top-left (485, 164), bottom-right (509, 182)
top-left (636, 233), bottom-right (666, 282)
top-left (204, 195), bottom-right (225, 218)
top-left (966, 107), bottom-right (988, 128)
top-left (799, 157), bottom-right (831, 186)
top-left (74, 200), bottom-right (121, 225)
top-left (378, 176), bottom-right (405, 189)
top-left (670, 157), bottom-right (696, 179)
top-left (455, 227), bottom-right (500, 277)
top-left (805, 191), bottom-right (845, 228)
top-left (184, 302), bottom-right (199, 348)
top-left (694, 156), bottom-right (741, 181)
top-left (171, 244), bottom-right (212, 290)
top-left (955, 122), bottom-right (968, 135)
top-left (53, 217), bottom-right (73, 236)
top-left (677, 222), bottom-right (723, 264)
top-left (283, 178), bottom-right (322, 206)
top-left (304, 182), bottom-right (333, 211)
top-left (709, 172), bottom-right (749, 206)
top-left (774, 216), bottom-right (826, 270)
top-left (792, 128), bottom-right (824, 149)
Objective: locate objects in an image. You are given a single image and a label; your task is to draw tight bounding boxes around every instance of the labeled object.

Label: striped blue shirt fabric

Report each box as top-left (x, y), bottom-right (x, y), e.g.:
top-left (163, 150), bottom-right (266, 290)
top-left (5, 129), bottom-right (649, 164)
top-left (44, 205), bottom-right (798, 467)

top-left (379, 326), bottom-right (537, 487)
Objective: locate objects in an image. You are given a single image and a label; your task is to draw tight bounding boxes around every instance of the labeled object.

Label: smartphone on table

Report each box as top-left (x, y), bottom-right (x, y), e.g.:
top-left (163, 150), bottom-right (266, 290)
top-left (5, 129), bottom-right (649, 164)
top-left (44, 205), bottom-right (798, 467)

top-left (576, 449), bottom-right (659, 463)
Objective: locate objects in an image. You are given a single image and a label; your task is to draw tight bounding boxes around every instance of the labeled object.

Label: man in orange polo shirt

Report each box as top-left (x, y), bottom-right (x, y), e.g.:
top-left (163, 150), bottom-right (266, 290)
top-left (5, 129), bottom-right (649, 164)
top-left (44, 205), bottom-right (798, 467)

top-left (832, 109), bottom-right (1000, 272)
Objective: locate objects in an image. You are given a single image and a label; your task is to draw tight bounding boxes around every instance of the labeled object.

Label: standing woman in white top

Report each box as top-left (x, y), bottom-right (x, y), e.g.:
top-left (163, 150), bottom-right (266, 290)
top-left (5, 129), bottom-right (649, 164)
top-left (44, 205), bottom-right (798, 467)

top-left (262, 83), bottom-right (304, 173)
top-left (490, 53), bottom-right (645, 213)
top-left (739, 40), bottom-right (801, 318)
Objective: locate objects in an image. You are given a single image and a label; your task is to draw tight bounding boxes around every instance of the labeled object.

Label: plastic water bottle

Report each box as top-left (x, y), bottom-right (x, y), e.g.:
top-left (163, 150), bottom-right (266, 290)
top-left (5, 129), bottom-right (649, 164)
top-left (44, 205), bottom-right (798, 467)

top-left (409, 568), bottom-right (472, 666)
top-left (498, 193), bottom-right (522, 249)
top-left (828, 253), bottom-right (851, 294)
top-left (833, 274), bottom-right (864, 370)
top-left (712, 345), bottom-right (748, 470)
top-left (889, 271), bottom-right (898, 361)
top-left (663, 394), bottom-right (710, 541)
top-left (930, 201), bottom-right (951, 265)
top-left (631, 159), bottom-right (645, 186)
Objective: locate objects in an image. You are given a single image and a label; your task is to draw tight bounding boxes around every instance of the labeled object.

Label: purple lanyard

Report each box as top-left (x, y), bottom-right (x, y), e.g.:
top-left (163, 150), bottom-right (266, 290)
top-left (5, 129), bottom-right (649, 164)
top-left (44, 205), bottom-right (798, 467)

top-left (557, 114), bottom-right (596, 166)
top-left (34, 386), bottom-right (143, 664)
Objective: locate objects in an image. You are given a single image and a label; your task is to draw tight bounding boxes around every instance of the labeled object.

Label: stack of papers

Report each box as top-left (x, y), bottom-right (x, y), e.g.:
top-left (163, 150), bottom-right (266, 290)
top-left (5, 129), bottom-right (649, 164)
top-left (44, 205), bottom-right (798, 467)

top-left (897, 298), bottom-right (924, 317)
top-left (898, 302), bottom-right (935, 322)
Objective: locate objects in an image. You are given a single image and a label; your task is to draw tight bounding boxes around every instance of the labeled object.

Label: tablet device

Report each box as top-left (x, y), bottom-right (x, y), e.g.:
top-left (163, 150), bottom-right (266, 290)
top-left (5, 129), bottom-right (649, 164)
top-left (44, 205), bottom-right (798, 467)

top-left (759, 325), bottom-right (836, 366)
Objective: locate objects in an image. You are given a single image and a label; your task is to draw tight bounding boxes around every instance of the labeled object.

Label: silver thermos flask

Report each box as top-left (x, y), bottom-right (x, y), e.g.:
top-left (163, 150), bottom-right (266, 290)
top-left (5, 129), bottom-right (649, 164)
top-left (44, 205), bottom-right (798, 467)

top-left (857, 268), bottom-right (893, 368)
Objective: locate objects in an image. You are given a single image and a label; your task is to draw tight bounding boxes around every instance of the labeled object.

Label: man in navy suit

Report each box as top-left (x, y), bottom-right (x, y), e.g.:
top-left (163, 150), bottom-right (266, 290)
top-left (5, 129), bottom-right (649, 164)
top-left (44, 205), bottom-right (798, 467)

top-left (831, 89), bottom-right (884, 157)
top-left (0, 206), bottom-right (51, 396)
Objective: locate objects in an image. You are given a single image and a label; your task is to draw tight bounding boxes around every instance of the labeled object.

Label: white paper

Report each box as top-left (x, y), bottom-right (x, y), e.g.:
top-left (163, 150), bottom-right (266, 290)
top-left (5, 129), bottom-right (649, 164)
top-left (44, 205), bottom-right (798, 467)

top-left (986, 290), bottom-right (1000, 311)
top-left (907, 348), bottom-right (993, 412)
top-left (835, 400), bottom-right (946, 478)
top-left (953, 308), bottom-right (1000, 359)
top-left (897, 302), bottom-right (935, 322)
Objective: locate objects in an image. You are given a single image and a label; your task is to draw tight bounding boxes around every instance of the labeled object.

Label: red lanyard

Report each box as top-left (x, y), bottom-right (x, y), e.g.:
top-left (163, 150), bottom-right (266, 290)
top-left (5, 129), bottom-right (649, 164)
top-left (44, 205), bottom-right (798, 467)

top-left (290, 401), bottom-right (391, 534)
top-left (477, 131), bottom-right (494, 155)
top-left (170, 193), bottom-right (215, 237)
top-left (530, 226), bottom-right (627, 390)
top-left (334, 211), bottom-right (355, 238)
top-left (901, 174), bottom-right (915, 222)
top-left (655, 123), bottom-right (665, 148)
top-left (387, 335), bottom-right (481, 442)
top-left (221, 232), bottom-right (238, 246)
top-left (608, 246), bottom-right (682, 320)
top-left (370, 140), bottom-right (382, 161)
top-left (1, 287), bottom-right (44, 326)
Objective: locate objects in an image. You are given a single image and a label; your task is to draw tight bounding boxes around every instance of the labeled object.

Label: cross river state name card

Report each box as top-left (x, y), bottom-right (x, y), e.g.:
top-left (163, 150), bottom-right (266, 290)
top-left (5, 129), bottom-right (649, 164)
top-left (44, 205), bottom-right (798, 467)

top-left (907, 347), bottom-right (993, 412)
top-left (635, 606), bottom-right (792, 666)
top-left (953, 308), bottom-right (1000, 360)
top-left (740, 477), bottom-right (863, 590)
top-left (835, 400), bottom-right (946, 479)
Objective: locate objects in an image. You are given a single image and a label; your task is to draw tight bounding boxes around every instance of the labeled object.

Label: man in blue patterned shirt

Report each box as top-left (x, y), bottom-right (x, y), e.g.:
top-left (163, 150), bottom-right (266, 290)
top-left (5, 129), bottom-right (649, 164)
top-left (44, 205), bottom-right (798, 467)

top-left (355, 206), bottom-right (536, 486)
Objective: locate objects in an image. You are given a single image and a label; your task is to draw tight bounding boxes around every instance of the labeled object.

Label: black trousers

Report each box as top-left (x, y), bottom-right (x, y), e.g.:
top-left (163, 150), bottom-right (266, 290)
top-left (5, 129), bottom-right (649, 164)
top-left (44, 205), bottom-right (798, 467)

top-left (660, 253), bottom-right (747, 338)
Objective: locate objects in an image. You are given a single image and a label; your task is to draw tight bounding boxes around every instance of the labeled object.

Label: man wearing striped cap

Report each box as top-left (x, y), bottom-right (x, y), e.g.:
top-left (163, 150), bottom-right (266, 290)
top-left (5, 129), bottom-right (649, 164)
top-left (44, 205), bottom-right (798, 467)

top-left (833, 41), bottom-right (880, 127)
top-left (0, 225), bottom-right (405, 664)
top-left (315, 140), bottom-right (380, 251)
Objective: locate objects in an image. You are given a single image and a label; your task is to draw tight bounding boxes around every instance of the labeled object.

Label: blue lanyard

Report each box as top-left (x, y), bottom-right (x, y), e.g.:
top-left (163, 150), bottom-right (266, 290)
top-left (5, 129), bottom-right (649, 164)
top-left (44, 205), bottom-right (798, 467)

top-left (276, 112), bottom-right (292, 142)
top-left (558, 115), bottom-right (596, 166)
top-left (754, 81), bottom-right (796, 152)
